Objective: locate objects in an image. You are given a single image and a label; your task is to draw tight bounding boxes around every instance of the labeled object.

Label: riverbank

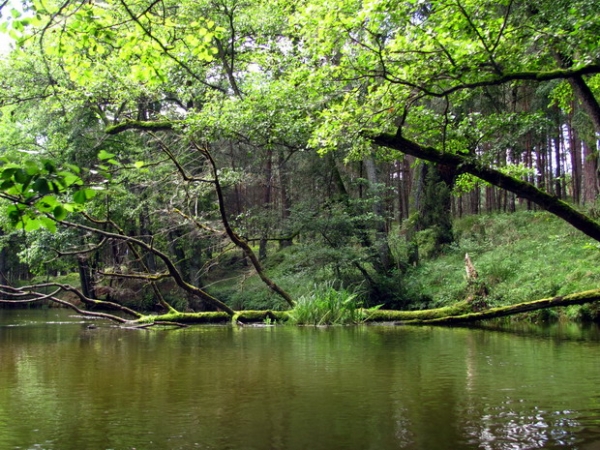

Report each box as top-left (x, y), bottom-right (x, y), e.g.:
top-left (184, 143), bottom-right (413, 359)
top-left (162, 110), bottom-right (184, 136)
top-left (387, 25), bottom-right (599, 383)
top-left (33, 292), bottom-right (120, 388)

top-left (411, 210), bottom-right (600, 321)
top-left (202, 210), bottom-right (600, 321)
top-left (7, 210), bottom-right (600, 323)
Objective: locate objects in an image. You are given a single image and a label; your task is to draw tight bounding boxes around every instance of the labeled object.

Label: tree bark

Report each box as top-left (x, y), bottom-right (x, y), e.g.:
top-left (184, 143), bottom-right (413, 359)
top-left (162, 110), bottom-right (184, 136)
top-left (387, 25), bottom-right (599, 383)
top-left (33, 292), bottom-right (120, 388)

top-left (77, 255), bottom-right (96, 300)
top-left (582, 140), bottom-right (599, 204)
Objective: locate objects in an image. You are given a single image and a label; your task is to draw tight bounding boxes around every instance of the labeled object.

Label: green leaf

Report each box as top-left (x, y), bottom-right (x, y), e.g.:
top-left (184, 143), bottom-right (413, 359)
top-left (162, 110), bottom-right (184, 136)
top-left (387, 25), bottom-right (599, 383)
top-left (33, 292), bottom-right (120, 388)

top-left (73, 188), bottom-right (97, 204)
top-left (42, 159), bottom-right (56, 173)
top-left (57, 171), bottom-right (83, 187)
top-left (1, 168), bottom-right (17, 180)
top-left (33, 178), bottom-right (51, 195)
top-left (14, 169), bottom-right (30, 184)
top-left (53, 205), bottom-right (68, 221)
top-left (24, 160), bottom-right (40, 175)
top-left (35, 195), bottom-right (57, 212)
top-left (7, 204), bottom-right (22, 224)
top-left (1, 179), bottom-right (15, 190)
top-left (40, 217), bottom-right (57, 232)
top-left (24, 218), bottom-right (42, 232)
top-left (65, 164), bottom-right (81, 174)
top-left (98, 149), bottom-right (116, 161)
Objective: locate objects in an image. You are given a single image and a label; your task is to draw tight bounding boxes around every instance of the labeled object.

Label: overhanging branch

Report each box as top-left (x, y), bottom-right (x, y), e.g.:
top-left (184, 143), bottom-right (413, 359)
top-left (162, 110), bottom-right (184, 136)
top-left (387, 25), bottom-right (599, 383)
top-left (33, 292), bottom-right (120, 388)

top-left (383, 63), bottom-right (600, 98)
top-left (372, 133), bottom-right (600, 243)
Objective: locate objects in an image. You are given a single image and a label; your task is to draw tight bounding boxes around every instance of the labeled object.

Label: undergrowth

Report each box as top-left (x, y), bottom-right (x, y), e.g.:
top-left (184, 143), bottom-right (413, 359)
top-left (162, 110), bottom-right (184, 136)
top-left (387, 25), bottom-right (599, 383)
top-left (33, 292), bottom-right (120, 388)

top-left (287, 281), bottom-right (379, 325)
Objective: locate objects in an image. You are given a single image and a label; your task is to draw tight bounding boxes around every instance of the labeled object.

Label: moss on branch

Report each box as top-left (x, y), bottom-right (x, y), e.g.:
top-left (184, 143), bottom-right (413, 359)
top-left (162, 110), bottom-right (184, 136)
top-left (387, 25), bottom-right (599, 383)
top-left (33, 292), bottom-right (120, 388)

top-left (127, 289), bottom-right (600, 326)
top-left (105, 119), bottom-right (182, 135)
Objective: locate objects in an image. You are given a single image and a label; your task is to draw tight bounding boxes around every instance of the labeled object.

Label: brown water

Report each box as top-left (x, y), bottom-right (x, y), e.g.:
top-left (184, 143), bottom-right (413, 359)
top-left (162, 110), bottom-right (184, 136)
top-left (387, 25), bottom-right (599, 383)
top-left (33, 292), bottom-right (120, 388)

top-left (1, 309), bottom-right (600, 449)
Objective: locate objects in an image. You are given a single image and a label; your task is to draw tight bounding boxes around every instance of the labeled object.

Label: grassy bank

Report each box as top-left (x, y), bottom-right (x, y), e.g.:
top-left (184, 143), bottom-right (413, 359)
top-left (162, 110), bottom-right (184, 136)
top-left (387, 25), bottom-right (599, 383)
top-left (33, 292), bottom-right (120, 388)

top-left (207, 210), bottom-right (600, 322)
top-left (410, 210), bottom-right (600, 321)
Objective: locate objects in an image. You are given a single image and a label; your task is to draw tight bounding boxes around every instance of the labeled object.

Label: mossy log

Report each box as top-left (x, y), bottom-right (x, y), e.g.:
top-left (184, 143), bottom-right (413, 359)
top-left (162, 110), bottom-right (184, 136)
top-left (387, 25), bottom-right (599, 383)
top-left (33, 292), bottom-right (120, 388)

top-left (128, 290), bottom-right (600, 326)
top-left (365, 302), bottom-right (474, 322)
top-left (391, 289), bottom-right (600, 325)
top-left (134, 310), bottom-right (291, 326)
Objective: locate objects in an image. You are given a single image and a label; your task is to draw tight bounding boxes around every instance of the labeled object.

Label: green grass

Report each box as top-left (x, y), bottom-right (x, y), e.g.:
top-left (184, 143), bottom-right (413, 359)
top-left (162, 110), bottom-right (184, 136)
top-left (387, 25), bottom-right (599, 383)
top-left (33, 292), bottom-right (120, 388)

top-left (409, 210), bottom-right (600, 320)
top-left (287, 281), bottom-right (368, 325)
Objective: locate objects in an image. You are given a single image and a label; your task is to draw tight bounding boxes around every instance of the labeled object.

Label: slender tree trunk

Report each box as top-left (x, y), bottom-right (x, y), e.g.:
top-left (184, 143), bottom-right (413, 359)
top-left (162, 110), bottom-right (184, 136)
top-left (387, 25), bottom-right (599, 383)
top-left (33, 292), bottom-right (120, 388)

top-left (582, 140), bottom-right (599, 204)
top-left (568, 115), bottom-right (582, 204)
top-left (0, 234), bottom-right (9, 285)
top-left (364, 156), bottom-right (394, 272)
top-left (277, 152), bottom-right (293, 249)
top-left (139, 205), bottom-right (157, 272)
top-left (77, 255), bottom-right (96, 300)
top-left (398, 156), bottom-right (412, 221)
top-left (553, 123), bottom-right (563, 199)
top-left (169, 229), bottom-right (189, 281)
top-left (259, 148), bottom-right (273, 261)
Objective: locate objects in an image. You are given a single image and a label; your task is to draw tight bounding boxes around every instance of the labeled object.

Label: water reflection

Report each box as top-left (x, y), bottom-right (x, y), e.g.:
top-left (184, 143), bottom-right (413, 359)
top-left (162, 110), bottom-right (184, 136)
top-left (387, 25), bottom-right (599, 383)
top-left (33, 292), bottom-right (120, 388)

top-left (1, 310), bottom-right (600, 449)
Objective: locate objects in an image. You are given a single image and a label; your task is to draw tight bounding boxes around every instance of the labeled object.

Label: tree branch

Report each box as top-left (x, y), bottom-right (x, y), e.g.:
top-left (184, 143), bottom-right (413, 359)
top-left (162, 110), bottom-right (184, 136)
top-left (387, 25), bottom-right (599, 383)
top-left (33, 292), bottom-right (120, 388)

top-left (383, 64), bottom-right (600, 98)
top-left (372, 133), bottom-right (600, 242)
top-left (105, 119), bottom-right (180, 135)
top-left (192, 141), bottom-right (296, 308)
top-left (59, 217), bottom-right (235, 315)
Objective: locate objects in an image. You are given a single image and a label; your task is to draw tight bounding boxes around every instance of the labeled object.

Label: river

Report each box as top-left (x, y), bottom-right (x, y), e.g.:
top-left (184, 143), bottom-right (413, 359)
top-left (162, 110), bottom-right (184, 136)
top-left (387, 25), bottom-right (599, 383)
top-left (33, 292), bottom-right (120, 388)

top-left (1, 309), bottom-right (600, 449)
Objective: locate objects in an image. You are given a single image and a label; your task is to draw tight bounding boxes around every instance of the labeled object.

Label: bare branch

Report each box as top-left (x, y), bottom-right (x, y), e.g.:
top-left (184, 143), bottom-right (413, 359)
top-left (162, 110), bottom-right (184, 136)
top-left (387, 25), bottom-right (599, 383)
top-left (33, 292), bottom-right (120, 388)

top-left (192, 141), bottom-right (295, 307)
top-left (58, 216), bottom-right (235, 315)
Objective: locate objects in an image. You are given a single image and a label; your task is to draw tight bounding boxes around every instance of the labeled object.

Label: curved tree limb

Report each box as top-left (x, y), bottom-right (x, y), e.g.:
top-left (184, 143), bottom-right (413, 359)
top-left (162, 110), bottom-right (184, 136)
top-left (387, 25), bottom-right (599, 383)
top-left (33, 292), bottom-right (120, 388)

top-left (82, 213), bottom-right (178, 314)
top-left (0, 284), bottom-right (131, 323)
top-left (104, 121), bottom-right (295, 309)
top-left (59, 218), bottom-right (235, 315)
top-left (193, 141), bottom-right (296, 308)
top-left (371, 133), bottom-right (600, 243)
top-left (381, 63), bottom-right (600, 99)
top-left (21, 282), bottom-right (143, 318)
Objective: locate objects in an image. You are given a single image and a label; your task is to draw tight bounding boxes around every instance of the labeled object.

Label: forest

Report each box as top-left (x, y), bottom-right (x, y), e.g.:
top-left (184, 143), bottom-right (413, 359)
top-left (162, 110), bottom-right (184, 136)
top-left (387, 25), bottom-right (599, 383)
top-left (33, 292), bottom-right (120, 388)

top-left (0, 0), bottom-right (599, 326)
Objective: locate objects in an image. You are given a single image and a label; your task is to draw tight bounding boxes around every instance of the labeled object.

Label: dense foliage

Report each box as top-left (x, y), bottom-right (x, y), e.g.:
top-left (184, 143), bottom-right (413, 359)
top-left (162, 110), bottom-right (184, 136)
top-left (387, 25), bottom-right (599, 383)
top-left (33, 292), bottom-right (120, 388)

top-left (0, 0), bottom-right (598, 320)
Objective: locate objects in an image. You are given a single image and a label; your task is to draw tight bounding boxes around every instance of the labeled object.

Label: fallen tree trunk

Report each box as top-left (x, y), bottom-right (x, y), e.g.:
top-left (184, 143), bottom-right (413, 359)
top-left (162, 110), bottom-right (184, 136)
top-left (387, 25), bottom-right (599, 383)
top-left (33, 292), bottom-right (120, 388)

top-left (2, 284), bottom-right (599, 326)
top-left (375, 289), bottom-right (600, 325)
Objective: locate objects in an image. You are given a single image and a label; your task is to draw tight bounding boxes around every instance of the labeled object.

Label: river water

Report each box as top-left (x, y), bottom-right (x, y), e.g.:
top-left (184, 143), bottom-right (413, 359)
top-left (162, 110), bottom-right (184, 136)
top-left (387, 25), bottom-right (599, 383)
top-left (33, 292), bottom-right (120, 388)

top-left (1, 309), bottom-right (600, 450)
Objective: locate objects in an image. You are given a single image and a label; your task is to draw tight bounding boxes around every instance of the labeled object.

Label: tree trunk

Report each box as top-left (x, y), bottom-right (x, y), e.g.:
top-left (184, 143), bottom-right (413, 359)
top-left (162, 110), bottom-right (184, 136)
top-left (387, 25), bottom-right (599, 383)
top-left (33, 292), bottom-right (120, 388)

top-left (139, 205), bottom-right (157, 272)
top-left (278, 152), bottom-right (293, 249)
top-left (553, 121), bottom-right (563, 199)
top-left (259, 148), bottom-right (273, 261)
top-left (582, 140), bottom-right (599, 204)
top-left (364, 156), bottom-right (394, 272)
top-left (77, 255), bottom-right (96, 300)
